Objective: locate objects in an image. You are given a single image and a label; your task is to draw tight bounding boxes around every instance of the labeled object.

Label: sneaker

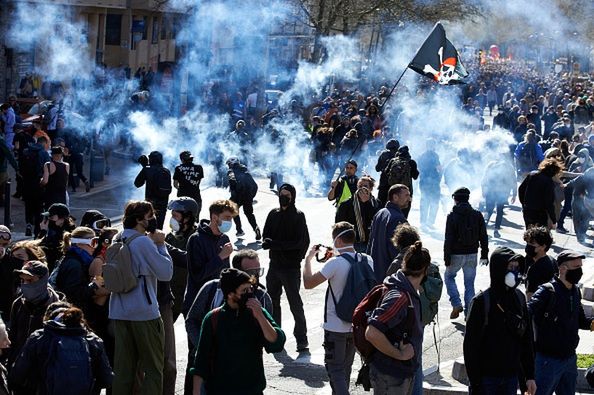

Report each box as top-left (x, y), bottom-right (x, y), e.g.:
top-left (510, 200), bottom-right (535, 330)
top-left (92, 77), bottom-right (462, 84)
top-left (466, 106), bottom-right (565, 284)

top-left (450, 306), bottom-right (464, 320)
top-left (254, 227), bottom-right (262, 241)
top-left (84, 180), bottom-right (90, 193)
top-left (556, 226), bottom-right (568, 234)
top-left (236, 229), bottom-right (245, 237)
top-left (25, 224), bottom-right (32, 237)
top-left (296, 341), bottom-right (309, 352)
top-left (494, 229), bottom-right (501, 238)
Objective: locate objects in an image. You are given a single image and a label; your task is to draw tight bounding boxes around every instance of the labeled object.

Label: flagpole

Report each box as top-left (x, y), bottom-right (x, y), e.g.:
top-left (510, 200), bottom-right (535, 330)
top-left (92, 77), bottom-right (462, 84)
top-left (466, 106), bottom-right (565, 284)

top-left (379, 63), bottom-right (410, 111)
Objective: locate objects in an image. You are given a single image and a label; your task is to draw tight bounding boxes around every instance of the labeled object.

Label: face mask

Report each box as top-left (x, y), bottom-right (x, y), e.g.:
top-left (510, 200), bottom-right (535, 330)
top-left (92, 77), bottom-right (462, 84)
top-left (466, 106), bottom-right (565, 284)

top-left (218, 220), bottom-right (232, 234)
top-left (239, 291), bottom-right (254, 309)
top-left (279, 195), bottom-right (291, 207)
top-left (505, 270), bottom-right (520, 288)
top-left (577, 157), bottom-right (585, 164)
top-left (169, 217), bottom-right (180, 232)
top-left (333, 229), bottom-right (354, 252)
top-left (564, 267), bottom-right (583, 285)
top-left (21, 276), bottom-right (49, 303)
top-left (525, 244), bottom-right (537, 257)
top-left (10, 255), bottom-right (25, 269)
top-left (145, 217), bottom-right (158, 233)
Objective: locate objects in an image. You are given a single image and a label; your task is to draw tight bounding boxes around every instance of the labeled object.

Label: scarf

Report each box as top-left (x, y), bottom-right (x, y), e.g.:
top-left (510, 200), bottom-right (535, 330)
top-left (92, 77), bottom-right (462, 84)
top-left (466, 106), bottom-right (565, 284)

top-left (352, 195), bottom-right (366, 243)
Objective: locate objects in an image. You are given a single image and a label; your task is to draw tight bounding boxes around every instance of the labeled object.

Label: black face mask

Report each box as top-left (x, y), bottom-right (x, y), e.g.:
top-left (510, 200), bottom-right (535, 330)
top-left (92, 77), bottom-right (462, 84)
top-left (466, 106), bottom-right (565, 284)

top-left (279, 195), bottom-right (291, 207)
top-left (565, 267), bottom-right (583, 285)
top-left (525, 244), bottom-right (537, 258)
top-left (239, 291), bottom-right (254, 309)
top-left (145, 217), bottom-right (158, 233)
top-left (10, 255), bottom-right (26, 269)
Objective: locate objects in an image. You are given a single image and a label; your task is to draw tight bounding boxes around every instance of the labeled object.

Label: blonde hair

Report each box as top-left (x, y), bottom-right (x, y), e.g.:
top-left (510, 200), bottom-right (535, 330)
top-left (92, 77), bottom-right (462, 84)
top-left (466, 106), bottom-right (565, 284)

top-left (63, 227), bottom-right (95, 254)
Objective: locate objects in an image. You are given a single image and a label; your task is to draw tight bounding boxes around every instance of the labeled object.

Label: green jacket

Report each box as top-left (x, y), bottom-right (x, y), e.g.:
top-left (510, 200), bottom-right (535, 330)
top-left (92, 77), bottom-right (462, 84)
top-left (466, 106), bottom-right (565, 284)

top-left (190, 303), bottom-right (285, 394)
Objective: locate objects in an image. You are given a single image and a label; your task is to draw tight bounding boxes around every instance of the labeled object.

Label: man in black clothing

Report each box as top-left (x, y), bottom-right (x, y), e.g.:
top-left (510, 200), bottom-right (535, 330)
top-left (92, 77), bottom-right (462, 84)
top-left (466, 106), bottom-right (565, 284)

top-left (386, 146), bottom-right (419, 218)
top-left (375, 139), bottom-right (399, 206)
top-left (262, 183), bottom-right (310, 351)
top-left (464, 247), bottom-right (535, 395)
top-left (444, 187), bottom-right (488, 319)
top-left (173, 151), bottom-right (204, 219)
top-left (134, 151), bottom-right (172, 229)
top-left (528, 250), bottom-right (594, 395)
top-left (518, 158), bottom-right (562, 229)
top-left (493, 108), bottom-right (510, 130)
top-left (523, 227), bottom-right (557, 300)
top-left (335, 176), bottom-right (380, 252)
top-left (227, 157), bottom-right (260, 239)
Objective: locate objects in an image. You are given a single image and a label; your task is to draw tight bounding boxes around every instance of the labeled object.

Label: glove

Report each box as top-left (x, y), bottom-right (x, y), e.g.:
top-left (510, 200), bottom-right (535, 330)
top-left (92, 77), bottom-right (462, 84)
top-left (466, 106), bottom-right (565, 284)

top-left (138, 155), bottom-right (149, 167)
top-left (479, 258), bottom-right (489, 266)
top-left (262, 238), bottom-right (272, 250)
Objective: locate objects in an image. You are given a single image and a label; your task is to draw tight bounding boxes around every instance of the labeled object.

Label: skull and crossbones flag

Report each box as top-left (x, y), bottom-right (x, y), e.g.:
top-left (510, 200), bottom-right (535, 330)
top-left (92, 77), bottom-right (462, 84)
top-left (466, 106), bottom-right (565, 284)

top-left (408, 22), bottom-right (468, 85)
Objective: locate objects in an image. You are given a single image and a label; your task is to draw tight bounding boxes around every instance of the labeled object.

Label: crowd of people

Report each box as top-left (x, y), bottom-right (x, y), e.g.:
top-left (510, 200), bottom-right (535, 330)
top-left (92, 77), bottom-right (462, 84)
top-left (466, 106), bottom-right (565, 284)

top-left (0, 57), bottom-right (592, 395)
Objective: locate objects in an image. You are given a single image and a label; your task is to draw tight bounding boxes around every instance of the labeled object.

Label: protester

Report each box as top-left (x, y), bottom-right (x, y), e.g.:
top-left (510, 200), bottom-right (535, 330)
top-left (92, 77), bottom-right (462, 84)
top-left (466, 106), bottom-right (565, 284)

top-left (262, 183), bottom-right (310, 351)
top-left (21, 136), bottom-right (50, 237)
top-left (134, 151), bottom-right (172, 229)
top-left (0, 226), bottom-right (15, 323)
top-left (375, 139), bottom-right (399, 206)
top-left (303, 222), bottom-right (374, 394)
top-left (41, 146), bottom-right (70, 209)
top-left (189, 268), bottom-right (285, 395)
top-left (444, 187), bottom-right (488, 319)
top-left (367, 184), bottom-right (410, 281)
top-left (417, 139), bottom-right (442, 230)
top-left (565, 167), bottom-right (594, 243)
top-left (464, 247), bottom-right (536, 395)
top-left (481, 154), bottom-right (517, 238)
top-left (523, 226), bottom-right (557, 300)
top-left (328, 160), bottom-right (359, 208)
top-left (384, 146), bottom-right (419, 218)
top-left (386, 224), bottom-right (420, 276)
top-left (37, 203), bottom-right (76, 271)
top-left (518, 158), bottom-right (563, 229)
top-left (226, 157), bottom-right (261, 239)
top-left (173, 151), bottom-right (204, 218)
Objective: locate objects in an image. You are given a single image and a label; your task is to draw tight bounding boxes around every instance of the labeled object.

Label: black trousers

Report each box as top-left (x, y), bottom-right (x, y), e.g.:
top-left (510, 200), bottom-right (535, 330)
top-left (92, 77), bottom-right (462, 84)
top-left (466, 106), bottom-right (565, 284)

top-left (231, 199), bottom-right (258, 232)
top-left (266, 265), bottom-right (307, 343)
top-left (522, 208), bottom-right (549, 229)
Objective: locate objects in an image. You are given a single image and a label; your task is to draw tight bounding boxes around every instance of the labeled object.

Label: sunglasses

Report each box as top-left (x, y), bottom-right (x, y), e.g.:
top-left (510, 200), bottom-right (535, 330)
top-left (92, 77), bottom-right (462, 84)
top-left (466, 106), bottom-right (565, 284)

top-left (92, 219), bottom-right (111, 230)
top-left (0, 232), bottom-right (11, 241)
top-left (245, 268), bottom-right (264, 277)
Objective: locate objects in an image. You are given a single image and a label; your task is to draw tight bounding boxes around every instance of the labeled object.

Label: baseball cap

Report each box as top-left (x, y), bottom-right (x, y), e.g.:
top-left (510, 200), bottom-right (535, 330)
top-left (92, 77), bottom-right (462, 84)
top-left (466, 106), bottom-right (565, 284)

top-left (14, 260), bottom-right (49, 278)
top-left (346, 159), bottom-right (358, 168)
top-left (556, 250), bottom-right (586, 266)
top-left (180, 151), bottom-right (193, 162)
top-left (452, 187), bottom-right (471, 197)
top-left (80, 210), bottom-right (110, 230)
top-left (43, 203), bottom-right (70, 218)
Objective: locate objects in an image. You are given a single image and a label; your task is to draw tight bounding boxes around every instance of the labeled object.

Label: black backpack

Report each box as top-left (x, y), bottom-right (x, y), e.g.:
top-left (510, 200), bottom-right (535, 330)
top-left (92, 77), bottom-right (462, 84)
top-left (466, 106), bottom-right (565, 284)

top-left (149, 166), bottom-right (172, 200)
top-left (234, 169), bottom-right (258, 200)
top-left (45, 334), bottom-right (94, 395)
top-left (20, 146), bottom-right (45, 179)
top-left (386, 156), bottom-right (412, 187)
top-left (454, 211), bottom-right (480, 247)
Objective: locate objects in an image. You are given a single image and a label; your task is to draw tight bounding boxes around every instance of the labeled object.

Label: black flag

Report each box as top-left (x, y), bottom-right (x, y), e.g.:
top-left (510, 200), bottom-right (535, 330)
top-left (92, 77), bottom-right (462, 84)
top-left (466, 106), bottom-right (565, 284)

top-left (408, 22), bottom-right (468, 85)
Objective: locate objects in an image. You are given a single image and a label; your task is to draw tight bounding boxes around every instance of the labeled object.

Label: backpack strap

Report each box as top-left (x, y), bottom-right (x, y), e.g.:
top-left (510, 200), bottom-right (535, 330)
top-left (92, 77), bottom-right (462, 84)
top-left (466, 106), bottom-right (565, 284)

top-left (122, 233), bottom-right (151, 305)
top-left (541, 282), bottom-right (557, 321)
top-left (326, 253), bottom-right (360, 322)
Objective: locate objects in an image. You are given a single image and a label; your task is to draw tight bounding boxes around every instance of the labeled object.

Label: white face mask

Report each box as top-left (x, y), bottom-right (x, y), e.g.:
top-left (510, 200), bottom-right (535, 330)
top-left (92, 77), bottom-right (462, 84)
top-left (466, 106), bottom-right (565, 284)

top-left (504, 271), bottom-right (520, 288)
top-left (0, 247), bottom-right (5, 259)
top-left (169, 217), bottom-right (180, 232)
top-left (332, 229), bottom-right (354, 252)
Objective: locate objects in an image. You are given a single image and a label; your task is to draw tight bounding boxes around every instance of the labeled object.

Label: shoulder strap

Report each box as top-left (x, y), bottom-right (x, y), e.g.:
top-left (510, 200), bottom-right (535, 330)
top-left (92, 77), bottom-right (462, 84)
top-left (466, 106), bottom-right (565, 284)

top-left (542, 282), bottom-right (557, 320)
top-left (123, 233), bottom-right (143, 245)
top-left (211, 306), bottom-right (222, 333)
top-left (402, 291), bottom-right (416, 341)
top-left (483, 289), bottom-right (491, 327)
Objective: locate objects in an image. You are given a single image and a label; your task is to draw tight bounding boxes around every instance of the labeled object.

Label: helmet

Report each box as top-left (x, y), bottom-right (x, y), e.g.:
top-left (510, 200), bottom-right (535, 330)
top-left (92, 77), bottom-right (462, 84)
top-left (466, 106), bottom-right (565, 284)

top-left (167, 197), bottom-right (199, 216)
top-left (148, 151), bottom-right (163, 165)
top-left (226, 157), bottom-right (240, 166)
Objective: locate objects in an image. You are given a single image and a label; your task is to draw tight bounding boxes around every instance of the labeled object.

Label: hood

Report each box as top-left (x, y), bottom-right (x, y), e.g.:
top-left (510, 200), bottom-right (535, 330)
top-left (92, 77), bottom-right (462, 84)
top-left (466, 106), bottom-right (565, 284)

top-left (43, 320), bottom-right (88, 337)
top-left (452, 202), bottom-right (474, 214)
top-left (148, 151), bottom-right (163, 166)
top-left (489, 246), bottom-right (517, 292)
top-left (384, 270), bottom-right (416, 295)
top-left (279, 183), bottom-right (297, 204)
top-left (397, 146), bottom-right (411, 160)
top-left (198, 219), bottom-right (217, 237)
top-left (386, 139), bottom-right (399, 151)
top-left (578, 148), bottom-right (591, 161)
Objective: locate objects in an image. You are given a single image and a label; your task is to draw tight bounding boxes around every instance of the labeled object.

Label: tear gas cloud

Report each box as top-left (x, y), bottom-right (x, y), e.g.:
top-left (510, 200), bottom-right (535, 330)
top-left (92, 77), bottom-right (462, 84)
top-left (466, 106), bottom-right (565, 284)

top-left (5, 0), bottom-right (590, 199)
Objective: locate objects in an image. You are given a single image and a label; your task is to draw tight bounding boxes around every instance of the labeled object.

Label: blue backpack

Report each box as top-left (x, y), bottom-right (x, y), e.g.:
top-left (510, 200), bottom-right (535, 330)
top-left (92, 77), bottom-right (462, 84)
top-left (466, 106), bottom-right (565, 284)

top-left (45, 334), bottom-right (94, 395)
top-left (328, 253), bottom-right (378, 322)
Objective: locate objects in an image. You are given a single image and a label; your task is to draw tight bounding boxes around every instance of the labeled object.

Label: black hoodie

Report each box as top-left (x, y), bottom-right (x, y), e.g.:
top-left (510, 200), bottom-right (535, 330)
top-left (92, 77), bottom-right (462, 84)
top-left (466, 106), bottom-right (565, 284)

top-left (444, 202), bottom-right (488, 264)
top-left (464, 247), bottom-right (534, 392)
top-left (262, 183), bottom-right (310, 269)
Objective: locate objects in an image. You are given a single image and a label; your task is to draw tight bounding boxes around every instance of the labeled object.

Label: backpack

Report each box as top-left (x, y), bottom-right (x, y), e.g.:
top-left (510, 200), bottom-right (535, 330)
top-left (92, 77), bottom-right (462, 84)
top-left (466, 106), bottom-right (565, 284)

top-left (454, 210), bottom-right (480, 247)
top-left (478, 287), bottom-right (529, 339)
top-left (45, 335), bottom-right (94, 395)
top-left (20, 146), bottom-right (45, 179)
top-left (386, 156), bottom-right (412, 187)
top-left (419, 263), bottom-right (443, 326)
top-left (517, 143), bottom-right (538, 171)
top-left (234, 169), bottom-right (258, 200)
top-left (151, 166), bottom-right (172, 200)
top-left (352, 284), bottom-right (388, 360)
top-left (327, 253), bottom-right (377, 323)
top-left (103, 234), bottom-right (143, 293)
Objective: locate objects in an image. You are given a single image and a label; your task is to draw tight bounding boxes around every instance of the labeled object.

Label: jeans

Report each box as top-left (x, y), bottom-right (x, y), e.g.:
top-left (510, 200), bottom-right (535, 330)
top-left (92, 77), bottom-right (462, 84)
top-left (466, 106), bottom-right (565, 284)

top-left (231, 199), bottom-right (258, 232)
top-left (444, 254), bottom-right (477, 311)
top-left (266, 265), bottom-right (308, 344)
top-left (324, 331), bottom-right (356, 395)
top-left (481, 376), bottom-right (518, 394)
top-left (484, 195), bottom-right (506, 229)
top-left (369, 364), bottom-right (413, 395)
top-left (534, 353), bottom-right (577, 395)
top-left (419, 188), bottom-right (439, 227)
top-left (411, 354), bottom-right (423, 395)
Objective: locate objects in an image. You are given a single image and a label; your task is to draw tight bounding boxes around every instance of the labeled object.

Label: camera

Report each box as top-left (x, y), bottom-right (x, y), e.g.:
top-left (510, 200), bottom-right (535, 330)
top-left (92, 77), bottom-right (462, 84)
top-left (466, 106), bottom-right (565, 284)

top-left (137, 154), bottom-right (149, 167)
top-left (315, 244), bottom-right (334, 263)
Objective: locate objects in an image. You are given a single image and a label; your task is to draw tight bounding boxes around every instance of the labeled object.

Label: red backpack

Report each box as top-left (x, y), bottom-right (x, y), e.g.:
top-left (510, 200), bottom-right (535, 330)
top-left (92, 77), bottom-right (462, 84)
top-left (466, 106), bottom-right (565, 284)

top-left (352, 284), bottom-right (388, 360)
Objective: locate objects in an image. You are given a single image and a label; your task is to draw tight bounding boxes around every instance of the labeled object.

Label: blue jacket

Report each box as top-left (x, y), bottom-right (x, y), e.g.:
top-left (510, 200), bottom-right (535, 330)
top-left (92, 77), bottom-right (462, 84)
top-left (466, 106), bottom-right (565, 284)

top-left (183, 220), bottom-right (230, 315)
top-left (367, 202), bottom-right (407, 282)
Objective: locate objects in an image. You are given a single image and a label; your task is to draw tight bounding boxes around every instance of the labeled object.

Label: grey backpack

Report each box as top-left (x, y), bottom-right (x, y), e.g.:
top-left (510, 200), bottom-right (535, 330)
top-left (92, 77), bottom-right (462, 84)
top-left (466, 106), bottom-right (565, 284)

top-left (103, 234), bottom-right (142, 293)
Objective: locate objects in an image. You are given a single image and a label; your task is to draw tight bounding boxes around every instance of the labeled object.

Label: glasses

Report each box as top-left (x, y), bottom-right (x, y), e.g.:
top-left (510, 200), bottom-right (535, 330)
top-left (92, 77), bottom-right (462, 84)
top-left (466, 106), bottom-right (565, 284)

top-left (245, 268), bottom-right (264, 277)
top-left (0, 232), bottom-right (11, 241)
top-left (93, 219), bottom-right (111, 230)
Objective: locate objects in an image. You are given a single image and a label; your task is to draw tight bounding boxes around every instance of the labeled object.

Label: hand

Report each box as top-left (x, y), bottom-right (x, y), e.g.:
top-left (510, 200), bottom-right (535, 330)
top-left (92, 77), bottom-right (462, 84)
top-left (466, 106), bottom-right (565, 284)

top-left (149, 229), bottom-right (166, 245)
top-left (306, 245), bottom-right (317, 261)
top-left (479, 259), bottom-right (489, 266)
top-left (525, 379), bottom-right (536, 395)
top-left (40, 217), bottom-right (49, 231)
top-left (219, 242), bottom-right (233, 259)
top-left (397, 341), bottom-right (414, 360)
top-left (262, 238), bottom-right (272, 250)
top-left (92, 276), bottom-right (105, 288)
top-left (330, 180), bottom-right (338, 188)
top-left (358, 188), bottom-right (371, 202)
top-left (246, 297), bottom-right (264, 319)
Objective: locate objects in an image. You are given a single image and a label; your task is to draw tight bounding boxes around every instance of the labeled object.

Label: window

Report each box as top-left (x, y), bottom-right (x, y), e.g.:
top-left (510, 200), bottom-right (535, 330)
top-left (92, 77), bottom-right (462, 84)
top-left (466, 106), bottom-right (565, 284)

top-left (152, 17), bottom-right (159, 44)
top-left (105, 14), bottom-right (122, 46)
top-left (142, 16), bottom-right (148, 40)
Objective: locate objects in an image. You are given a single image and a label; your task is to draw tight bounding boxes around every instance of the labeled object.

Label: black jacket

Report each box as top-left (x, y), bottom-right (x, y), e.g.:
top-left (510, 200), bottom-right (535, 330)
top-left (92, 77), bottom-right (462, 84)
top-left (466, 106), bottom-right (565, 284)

top-left (0, 252), bottom-right (20, 323)
top-left (262, 183), bottom-right (310, 269)
top-left (464, 247), bottom-right (534, 392)
top-left (335, 195), bottom-right (380, 243)
top-left (444, 202), bottom-right (488, 264)
top-left (8, 321), bottom-right (113, 394)
top-left (184, 220), bottom-right (230, 315)
top-left (528, 277), bottom-right (593, 358)
top-left (55, 249), bottom-right (95, 314)
top-left (518, 171), bottom-right (557, 223)
top-left (134, 165), bottom-right (172, 203)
